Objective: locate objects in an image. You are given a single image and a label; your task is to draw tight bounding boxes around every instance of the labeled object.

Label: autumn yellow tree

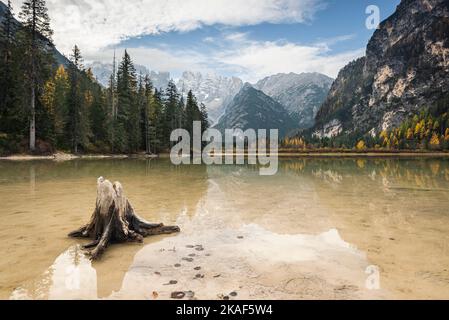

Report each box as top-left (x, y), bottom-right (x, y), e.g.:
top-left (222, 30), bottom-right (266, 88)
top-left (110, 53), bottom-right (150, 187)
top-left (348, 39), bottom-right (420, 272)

top-left (430, 133), bottom-right (440, 149)
top-left (415, 120), bottom-right (424, 136)
top-left (356, 140), bottom-right (366, 150)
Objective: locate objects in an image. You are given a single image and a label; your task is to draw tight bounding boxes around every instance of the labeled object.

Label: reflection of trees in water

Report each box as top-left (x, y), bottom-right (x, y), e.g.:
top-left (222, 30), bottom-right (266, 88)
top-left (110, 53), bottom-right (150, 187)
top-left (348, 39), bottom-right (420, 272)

top-left (290, 158), bottom-right (449, 299)
top-left (0, 159), bottom-right (209, 220)
top-left (277, 158), bottom-right (449, 190)
top-left (2, 159), bottom-right (209, 299)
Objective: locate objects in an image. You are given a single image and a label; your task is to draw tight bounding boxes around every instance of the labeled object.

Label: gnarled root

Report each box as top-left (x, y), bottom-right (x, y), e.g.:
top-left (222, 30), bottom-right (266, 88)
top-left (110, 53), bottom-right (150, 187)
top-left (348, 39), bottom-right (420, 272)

top-left (69, 177), bottom-right (180, 260)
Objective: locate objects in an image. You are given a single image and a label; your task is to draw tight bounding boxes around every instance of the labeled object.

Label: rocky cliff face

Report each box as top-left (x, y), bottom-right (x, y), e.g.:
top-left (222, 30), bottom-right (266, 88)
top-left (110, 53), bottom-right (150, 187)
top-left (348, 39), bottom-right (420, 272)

top-left (315, 0), bottom-right (449, 138)
top-left (255, 72), bottom-right (333, 129)
top-left (177, 71), bottom-right (243, 124)
top-left (215, 84), bottom-right (297, 137)
top-left (88, 61), bottom-right (171, 89)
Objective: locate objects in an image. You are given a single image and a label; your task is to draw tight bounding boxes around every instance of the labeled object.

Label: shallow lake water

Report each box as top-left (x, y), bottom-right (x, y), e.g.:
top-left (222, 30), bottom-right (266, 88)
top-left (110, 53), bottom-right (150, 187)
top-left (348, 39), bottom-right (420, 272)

top-left (1, 157), bottom-right (449, 300)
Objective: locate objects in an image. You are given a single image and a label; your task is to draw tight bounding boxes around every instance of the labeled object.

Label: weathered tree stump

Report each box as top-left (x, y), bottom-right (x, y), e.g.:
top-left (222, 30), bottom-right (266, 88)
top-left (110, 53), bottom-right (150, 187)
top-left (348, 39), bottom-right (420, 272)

top-left (69, 177), bottom-right (180, 260)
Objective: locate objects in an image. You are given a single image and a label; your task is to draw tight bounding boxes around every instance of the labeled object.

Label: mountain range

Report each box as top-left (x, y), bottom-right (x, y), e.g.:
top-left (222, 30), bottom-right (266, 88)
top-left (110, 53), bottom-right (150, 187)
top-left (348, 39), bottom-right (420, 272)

top-left (177, 71), bottom-right (244, 124)
top-left (87, 64), bottom-right (332, 129)
top-left (87, 61), bottom-right (171, 90)
top-left (254, 72), bottom-right (333, 129)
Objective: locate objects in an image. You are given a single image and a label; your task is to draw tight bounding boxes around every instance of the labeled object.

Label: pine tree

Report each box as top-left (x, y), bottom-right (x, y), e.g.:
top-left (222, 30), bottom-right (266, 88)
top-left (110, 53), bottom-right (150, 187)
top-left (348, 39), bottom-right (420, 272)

top-left (185, 90), bottom-right (201, 138)
top-left (108, 50), bottom-right (117, 152)
top-left (0, 1), bottom-right (24, 140)
top-left (1, 1), bottom-right (14, 58)
top-left (142, 75), bottom-right (153, 154)
top-left (150, 88), bottom-right (164, 153)
top-left (67, 45), bottom-right (89, 153)
top-left (89, 84), bottom-right (108, 151)
top-left (116, 50), bottom-right (139, 152)
top-left (163, 80), bottom-right (180, 148)
top-left (19, 0), bottom-right (54, 152)
top-left (200, 103), bottom-right (209, 132)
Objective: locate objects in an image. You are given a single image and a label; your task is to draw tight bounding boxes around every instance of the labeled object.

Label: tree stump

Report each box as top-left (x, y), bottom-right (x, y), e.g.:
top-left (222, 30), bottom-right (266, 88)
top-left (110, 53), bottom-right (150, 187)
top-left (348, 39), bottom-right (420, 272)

top-left (69, 177), bottom-right (180, 260)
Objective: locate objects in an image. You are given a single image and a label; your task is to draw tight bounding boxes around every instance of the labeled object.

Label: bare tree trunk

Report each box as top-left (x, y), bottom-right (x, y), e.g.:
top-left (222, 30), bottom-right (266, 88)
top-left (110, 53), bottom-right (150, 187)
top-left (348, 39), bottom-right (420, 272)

top-left (69, 177), bottom-right (180, 260)
top-left (146, 108), bottom-right (151, 154)
top-left (29, 85), bottom-right (36, 152)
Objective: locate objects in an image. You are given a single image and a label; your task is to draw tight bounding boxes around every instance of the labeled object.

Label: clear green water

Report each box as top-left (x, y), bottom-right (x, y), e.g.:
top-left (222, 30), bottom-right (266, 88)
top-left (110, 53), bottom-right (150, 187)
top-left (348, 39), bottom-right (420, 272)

top-left (1, 158), bottom-right (449, 299)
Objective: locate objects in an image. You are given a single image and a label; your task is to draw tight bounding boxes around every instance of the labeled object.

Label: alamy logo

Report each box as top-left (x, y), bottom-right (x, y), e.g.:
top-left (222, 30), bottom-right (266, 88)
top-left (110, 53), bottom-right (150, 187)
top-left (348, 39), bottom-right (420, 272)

top-left (366, 5), bottom-right (380, 30)
top-left (365, 265), bottom-right (381, 290)
top-left (170, 121), bottom-right (279, 176)
top-left (65, 265), bottom-right (81, 291)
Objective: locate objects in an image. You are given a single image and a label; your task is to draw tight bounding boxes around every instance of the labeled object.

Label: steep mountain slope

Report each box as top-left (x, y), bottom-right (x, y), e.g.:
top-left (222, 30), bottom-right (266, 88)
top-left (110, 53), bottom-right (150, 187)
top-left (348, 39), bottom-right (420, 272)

top-left (177, 71), bottom-right (243, 124)
top-left (215, 84), bottom-right (297, 137)
top-left (0, 1), bottom-right (70, 67)
top-left (255, 72), bottom-right (333, 129)
top-left (314, 0), bottom-right (449, 138)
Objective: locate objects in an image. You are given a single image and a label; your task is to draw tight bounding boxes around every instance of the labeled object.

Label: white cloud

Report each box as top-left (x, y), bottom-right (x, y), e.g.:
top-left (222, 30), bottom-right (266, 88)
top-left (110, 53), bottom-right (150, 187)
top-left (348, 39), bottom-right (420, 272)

top-left (96, 37), bottom-right (364, 82)
top-left (11, 0), bottom-right (324, 55)
top-left (218, 40), bottom-right (364, 82)
top-left (9, 0), bottom-right (362, 82)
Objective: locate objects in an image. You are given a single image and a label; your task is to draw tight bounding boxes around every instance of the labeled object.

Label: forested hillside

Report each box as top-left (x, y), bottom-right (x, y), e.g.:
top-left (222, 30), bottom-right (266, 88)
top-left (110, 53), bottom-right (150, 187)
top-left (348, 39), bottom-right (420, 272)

top-left (0, 0), bottom-right (208, 156)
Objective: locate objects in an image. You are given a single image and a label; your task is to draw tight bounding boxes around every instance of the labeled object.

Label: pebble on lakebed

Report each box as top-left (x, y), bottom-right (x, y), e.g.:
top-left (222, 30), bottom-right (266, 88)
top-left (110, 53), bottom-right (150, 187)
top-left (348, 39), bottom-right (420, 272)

top-left (182, 257), bottom-right (194, 262)
top-left (171, 292), bottom-right (185, 299)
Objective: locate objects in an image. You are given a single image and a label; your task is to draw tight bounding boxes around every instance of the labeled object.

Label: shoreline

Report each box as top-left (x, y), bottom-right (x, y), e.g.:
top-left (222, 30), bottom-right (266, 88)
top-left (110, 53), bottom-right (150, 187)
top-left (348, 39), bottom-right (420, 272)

top-left (0, 152), bottom-right (158, 161)
top-left (2, 151), bottom-right (449, 161)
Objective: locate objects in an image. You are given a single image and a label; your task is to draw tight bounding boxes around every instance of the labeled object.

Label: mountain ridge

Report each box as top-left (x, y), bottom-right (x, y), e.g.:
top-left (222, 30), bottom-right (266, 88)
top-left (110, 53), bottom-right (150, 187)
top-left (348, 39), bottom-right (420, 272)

top-left (215, 83), bottom-right (297, 137)
top-left (254, 72), bottom-right (333, 129)
top-left (314, 0), bottom-right (449, 138)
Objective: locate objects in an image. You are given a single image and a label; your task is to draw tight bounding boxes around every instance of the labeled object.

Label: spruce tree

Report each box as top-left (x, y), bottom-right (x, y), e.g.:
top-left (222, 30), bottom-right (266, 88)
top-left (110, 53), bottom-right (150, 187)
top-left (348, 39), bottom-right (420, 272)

top-left (142, 75), bottom-right (153, 154)
top-left (185, 90), bottom-right (201, 138)
top-left (116, 50), bottom-right (139, 152)
top-left (0, 1), bottom-right (22, 139)
top-left (164, 80), bottom-right (179, 148)
top-left (67, 45), bottom-right (89, 153)
top-left (150, 88), bottom-right (164, 153)
top-left (19, 0), bottom-right (54, 152)
top-left (108, 51), bottom-right (117, 152)
top-left (200, 103), bottom-right (210, 132)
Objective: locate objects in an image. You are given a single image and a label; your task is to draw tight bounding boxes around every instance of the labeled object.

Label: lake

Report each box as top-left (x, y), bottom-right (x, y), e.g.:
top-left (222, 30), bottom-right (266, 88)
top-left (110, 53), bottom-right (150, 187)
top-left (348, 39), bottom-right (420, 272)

top-left (1, 157), bottom-right (449, 300)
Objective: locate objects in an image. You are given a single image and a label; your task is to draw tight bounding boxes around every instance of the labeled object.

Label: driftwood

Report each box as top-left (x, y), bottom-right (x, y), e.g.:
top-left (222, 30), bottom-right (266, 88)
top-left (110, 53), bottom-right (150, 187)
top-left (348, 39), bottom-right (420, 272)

top-left (69, 177), bottom-right (180, 260)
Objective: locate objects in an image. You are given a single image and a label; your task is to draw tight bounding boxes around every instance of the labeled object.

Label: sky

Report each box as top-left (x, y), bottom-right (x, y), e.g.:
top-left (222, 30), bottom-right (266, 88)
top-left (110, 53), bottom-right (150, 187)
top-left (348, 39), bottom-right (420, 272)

top-left (9, 0), bottom-right (401, 82)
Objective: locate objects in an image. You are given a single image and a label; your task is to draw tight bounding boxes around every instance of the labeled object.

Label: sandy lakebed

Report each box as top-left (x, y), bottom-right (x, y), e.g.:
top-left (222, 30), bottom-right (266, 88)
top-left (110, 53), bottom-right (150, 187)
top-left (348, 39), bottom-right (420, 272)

top-left (1, 157), bottom-right (449, 300)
